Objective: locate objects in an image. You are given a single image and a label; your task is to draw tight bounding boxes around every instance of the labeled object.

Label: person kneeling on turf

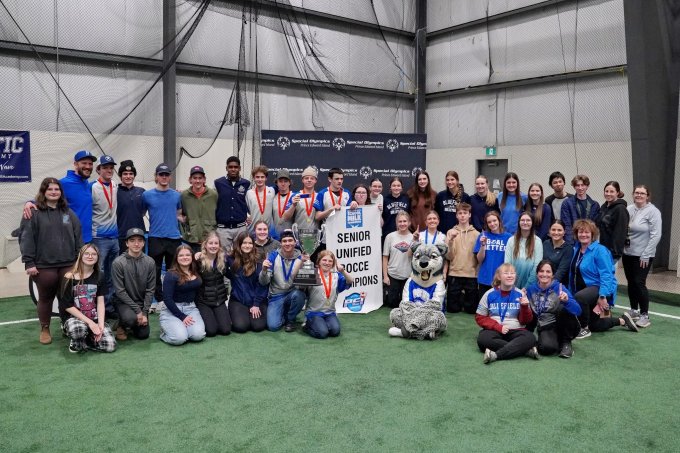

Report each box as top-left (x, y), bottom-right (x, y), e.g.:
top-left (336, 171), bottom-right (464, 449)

top-left (302, 251), bottom-right (353, 339)
top-left (111, 228), bottom-right (156, 340)
top-left (259, 229), bottom-right (306, 332)
top-left (476, 263), bottom-right (537, 364)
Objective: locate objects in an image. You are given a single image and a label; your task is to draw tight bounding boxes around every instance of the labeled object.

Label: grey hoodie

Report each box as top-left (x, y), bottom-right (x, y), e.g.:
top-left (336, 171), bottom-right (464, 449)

top-left (20, 207), bottom-right (82, 269)
top-left (625, 203), bottom-right (662, 260)
top-left (111, 251), bottom-right (156, 315)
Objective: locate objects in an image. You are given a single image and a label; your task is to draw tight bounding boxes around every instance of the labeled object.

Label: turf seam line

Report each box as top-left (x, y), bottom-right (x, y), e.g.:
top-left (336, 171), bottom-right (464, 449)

top-left (0, 318), bottom-right (40, 326)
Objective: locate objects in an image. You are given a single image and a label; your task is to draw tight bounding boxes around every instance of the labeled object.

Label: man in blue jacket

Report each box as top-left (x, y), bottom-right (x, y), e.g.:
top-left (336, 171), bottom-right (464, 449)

top-left (561, 174), bottom-right (600, 244)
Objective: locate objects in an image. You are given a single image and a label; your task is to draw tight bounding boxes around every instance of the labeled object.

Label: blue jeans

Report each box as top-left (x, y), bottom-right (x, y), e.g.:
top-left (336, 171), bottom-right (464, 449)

top-left (266, 289), bottom-right (305, 331)
top-left (159, 303), bottom-right (206, 345)
top-left (91, 237), bottom-right (119, 312)
top-left (305, 313), bottom-right (341, 339)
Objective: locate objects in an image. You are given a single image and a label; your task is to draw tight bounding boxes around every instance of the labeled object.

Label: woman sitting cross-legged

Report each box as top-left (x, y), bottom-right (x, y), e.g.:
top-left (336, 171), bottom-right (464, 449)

top-left (476, 263), bottom-right (537, 364)
top-left (525, 260), bottom-right (581, 358)
top-left (302, 250), bottom-right (353, 339)
top-left (159, 245), bottom-right (206, 345)
top-left (59, 244), bottom-right (116, 353)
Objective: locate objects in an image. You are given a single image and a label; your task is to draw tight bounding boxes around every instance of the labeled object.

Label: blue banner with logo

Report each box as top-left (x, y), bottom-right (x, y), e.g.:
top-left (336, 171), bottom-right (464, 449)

top-left (261, 130), bottom-right (426, 189)
top-left (0, 131), bottom-right (31, 182)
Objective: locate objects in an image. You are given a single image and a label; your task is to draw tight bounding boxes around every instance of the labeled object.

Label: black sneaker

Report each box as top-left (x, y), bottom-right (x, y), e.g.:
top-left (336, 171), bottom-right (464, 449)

top-left (525, 346), bottom-right (540, 360)
top-left (621, 312), bottom-right (639, 332)
top-left (559, 342), bottom-right (573, 358)
top-left (284, 322), bottom-right (296, 333)
top-left (68, 340), bottom-right (83, 354)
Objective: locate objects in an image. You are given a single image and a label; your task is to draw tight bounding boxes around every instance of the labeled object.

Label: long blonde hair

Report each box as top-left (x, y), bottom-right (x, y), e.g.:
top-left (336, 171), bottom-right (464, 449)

top-left (63, 244), bottom-right (100, 293)
top-left (200, 231), bottom-right (226, 273)
top-left (476, 175), bottom-right (497, 207)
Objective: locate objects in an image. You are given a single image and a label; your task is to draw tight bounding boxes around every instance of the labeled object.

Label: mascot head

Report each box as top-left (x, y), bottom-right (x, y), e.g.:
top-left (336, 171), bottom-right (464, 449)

top-left (410, 242), bottom-right (448, 286)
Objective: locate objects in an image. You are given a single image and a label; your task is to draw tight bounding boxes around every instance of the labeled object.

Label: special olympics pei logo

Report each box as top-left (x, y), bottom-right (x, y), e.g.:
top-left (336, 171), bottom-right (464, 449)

top-left (386, 139), bottom-right (399, 152)
top-left (359, 166), bottom-right (372, 179)
top-left (332, 137), bottom-right (345, 151)
top-left (277, 136), bottom-right (291, 150)
top-left (411, 166), bottom-right (423, 177)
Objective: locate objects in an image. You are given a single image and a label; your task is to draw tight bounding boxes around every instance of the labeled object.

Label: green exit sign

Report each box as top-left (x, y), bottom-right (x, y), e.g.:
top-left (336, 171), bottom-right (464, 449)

top-left (485, 146), bottom-right (497, 156)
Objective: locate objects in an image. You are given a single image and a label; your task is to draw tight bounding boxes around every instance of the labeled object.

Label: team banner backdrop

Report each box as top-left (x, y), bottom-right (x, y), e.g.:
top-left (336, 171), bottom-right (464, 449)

top-left (0, 131), bottom-right (31, 182)
top-left (325, 206), bottom-right (382, 314)
top-left (261, 130), bottom-right (426, 189)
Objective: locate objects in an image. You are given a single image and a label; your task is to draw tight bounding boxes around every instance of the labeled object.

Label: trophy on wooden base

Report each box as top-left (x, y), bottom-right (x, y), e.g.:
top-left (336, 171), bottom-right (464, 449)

top-left (292, 224), bottom-right (324, 286)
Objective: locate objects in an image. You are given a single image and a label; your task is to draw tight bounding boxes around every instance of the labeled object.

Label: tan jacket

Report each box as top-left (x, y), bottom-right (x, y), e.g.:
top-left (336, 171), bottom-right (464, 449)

top-left (447, 224), bottom-right (480, 278)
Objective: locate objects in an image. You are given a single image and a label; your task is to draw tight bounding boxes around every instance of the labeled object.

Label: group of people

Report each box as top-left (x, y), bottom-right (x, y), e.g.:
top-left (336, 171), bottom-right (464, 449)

top-left (18, 151), bottom-right (663, 362)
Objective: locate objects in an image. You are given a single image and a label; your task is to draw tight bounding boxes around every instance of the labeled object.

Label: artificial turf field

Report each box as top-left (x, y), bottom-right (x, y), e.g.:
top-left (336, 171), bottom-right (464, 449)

top-left (1, 293), bottom-right (679, 452)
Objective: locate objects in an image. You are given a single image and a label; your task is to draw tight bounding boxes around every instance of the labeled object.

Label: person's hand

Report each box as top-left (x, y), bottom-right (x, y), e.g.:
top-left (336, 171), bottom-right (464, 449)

top-left (349, 201), bottom-right (359, 209)
top-left (246, 214), bottom-right (252, 226)
top-left (412, 226), bottom-right (420, 241)
top-left (501, 325), bottom-right (510, 334)
top-left (447, 228), bottom-right (460, 242)
top-left (262, 259), bottom-right (272, 270)
top-left (639, 258), bottom-right (649, 269)
top-left (333, 203), bottom-right (342, 211)
top-left (597, 296), bottom-right (609, 312)
top-left (177, 214), bottom-right (186, 223)
top-left (194, 251), bottom-right (203, 261)
top-left (23, 201), bottom-right (36, 220)
top-left (518, 288), bottom-right (529, 306)
top-left (301, 253), bottom-right (310, 262)
top-left (480, 234), bottom-right (487, 247)
top-left (377, 203), bottom-right (383, 211)
top-left (137, 312), bottom-right (148, 326)
top-left (90, 321), bottom-right (103, 341)
top-left (558, 284), bottom-right (568, 302)
top-left (383, 275), bottom-right (390, 285)
top-left (250, 306), bottom-right (261, 319)
top-left (292, 194), bottom-right (301, 205)
top-left (336, 263), bottom-right (345, 273)
top-left (26, 267), bottom-right (39, 277)
top-left (183, 315), bottom-right (195, 326)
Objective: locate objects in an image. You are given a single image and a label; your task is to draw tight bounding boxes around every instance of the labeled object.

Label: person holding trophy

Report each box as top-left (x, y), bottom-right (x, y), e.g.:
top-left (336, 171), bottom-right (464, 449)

top-left (302, 251), bottom-right (354, 339)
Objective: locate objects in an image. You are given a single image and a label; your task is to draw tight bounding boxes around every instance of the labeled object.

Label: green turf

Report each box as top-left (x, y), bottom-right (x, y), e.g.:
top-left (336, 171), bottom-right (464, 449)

top-left (1, 295), bottom-right (679, 452)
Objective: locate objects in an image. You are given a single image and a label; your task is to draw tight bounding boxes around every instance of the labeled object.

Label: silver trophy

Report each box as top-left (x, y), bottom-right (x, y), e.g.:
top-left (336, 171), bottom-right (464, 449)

top-left (292, 223), bottom-right (324, 286)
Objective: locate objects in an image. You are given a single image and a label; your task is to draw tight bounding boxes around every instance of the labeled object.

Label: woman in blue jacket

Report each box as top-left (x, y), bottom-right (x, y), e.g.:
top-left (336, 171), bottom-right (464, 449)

top-left (227, 232), bottom-right (269, 333)
top-left (496, 172), bottom-right (527, 235)
top-left (568, 219), bottom-right (638, 339)
top-left (525, 260), bottom-right (581, 358)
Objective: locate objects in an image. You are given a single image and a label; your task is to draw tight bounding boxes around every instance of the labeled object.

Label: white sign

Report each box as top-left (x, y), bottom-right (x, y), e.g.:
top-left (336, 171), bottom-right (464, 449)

top-left (325, 206), bottom-right (382, 313)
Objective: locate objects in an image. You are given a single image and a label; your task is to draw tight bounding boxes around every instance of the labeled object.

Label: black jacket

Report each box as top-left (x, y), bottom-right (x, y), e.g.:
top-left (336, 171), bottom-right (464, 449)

top-left (197, 264), bottom-right (228, 306)
top-left (596, 198), bottom-right (629, 260)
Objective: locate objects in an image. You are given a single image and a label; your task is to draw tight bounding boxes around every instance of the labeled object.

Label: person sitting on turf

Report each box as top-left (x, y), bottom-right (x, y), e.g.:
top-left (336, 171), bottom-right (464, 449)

top-left (111, 228), bottom-right (155, 341)
top-left (195, 232), bottom-right (232, 337)
top-left (476, 263), bottom-right (537, 364)
top-left (227, 232), bottom-right (269, 333)
top-left (259, 229), bottom-right (306, 332)
top-left (525, 260), bottom-right (581, 358)
top-left (59, 243), bottom-right (117, 353)
top-left (302, 250), bottom-right (353, 339)
top-left (159, 245), bottom-right (206, 345)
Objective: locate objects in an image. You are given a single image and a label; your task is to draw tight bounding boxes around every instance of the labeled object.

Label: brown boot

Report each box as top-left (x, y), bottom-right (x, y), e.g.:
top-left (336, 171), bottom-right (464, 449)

top-left (115, 326), bottom-right (128, 341)
top-left (39, 326), bottom-right (52, 345)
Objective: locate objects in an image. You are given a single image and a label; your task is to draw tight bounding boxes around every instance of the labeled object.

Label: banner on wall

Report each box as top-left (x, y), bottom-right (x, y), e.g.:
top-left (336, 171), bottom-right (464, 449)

top-left (325, 206), bottom-right (382, 314)
top-left (261, 130), bottom-right (426, 189)
top-left (0, 131), bottom-right (31, 182)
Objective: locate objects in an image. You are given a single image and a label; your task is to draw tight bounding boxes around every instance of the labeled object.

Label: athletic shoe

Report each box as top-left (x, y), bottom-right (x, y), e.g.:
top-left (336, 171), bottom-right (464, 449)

top-left (575, 327), bottom-right (591, 340)
top-left (526, 346), bottom-right (540, 360)
top-left (636, 314), bottom-right (651, 328)
top-left (68, 340), bottom-right (83, 353)
top-left (483, 348), bottom-right (497, 364)
top-left (626, 309), bottom-right (641, 321)
top-left (559, 342), bottom-right (573, 358)
top-left (388, 327), bottom-right (403, 337)
top-left (115, 326), bottom-right (128, 341)
top-left (148, 302), bottom-right (158, 314)
top-left (621, 312), bottom-right (639, 332)
top-left (284, 322), bottom-right (296, 333)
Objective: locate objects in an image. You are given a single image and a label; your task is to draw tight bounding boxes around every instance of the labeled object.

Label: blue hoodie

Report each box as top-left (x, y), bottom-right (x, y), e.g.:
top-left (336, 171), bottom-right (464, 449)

top-left (526, 279), bottom-right (581, 327)
top-left (60, 170), bottom-right (93, 243)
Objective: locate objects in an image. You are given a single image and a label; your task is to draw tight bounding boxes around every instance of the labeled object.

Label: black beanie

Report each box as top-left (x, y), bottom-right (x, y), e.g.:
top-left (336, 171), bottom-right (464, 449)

top-left (118, 160), bottom-right (137, 177)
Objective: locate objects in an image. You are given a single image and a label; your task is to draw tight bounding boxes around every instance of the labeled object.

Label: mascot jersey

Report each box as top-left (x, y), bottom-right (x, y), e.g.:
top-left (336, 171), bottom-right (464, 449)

top-left (402, 279), bottom-right (445, 308)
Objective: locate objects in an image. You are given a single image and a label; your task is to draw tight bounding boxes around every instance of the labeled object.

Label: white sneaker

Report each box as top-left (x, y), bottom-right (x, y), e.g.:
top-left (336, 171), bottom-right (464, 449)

top-left (388, 327), bottom-right (403, 337)
top-left (626, 309), bottom-right (641, 321)
top-left (636, 314), bottom-right (651, 328)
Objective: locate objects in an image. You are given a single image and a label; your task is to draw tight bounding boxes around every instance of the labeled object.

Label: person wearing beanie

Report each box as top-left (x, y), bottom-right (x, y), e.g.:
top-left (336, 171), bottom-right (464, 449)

top-left (116, 160), bottom-right (146, 254)
top-left (291, 166), bottom-right (320, 233)
top-left (272, 169), bottom-right (296, 238)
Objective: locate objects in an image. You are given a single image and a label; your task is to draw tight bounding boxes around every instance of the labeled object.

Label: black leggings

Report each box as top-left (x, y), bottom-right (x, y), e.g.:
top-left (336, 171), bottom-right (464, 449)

top-left (622, 255), bottom-right (652, 314)
top-left (385, 276), bottom-right (407, 308)
top-left (527, 311), bottom-right (580, 355)
top-left (196, 302), bottom-right (231, 337)
top-left (116, 303), bottom-right (151, 339)
top-left (574, 286), bottom-right (620, 332)
top-left (229, 299), bottom-right (268, 333)
top-left (477, 329), bottom-right (536, 360)
top-left (446, 276), bottom-right (478, 314)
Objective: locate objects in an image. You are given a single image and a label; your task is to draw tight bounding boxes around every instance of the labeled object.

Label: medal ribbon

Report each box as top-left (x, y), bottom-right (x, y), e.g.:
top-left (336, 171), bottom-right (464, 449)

top-left (255, 187), bottom-right (267, 214)
top-left (304, 191), bottom-right (316, 217)
top-left (278, 192), bottom-right (292, 218)
top-left (320, 269), bottom-right (333, 299)
top-left (98, 178), bottom-right (114, 210)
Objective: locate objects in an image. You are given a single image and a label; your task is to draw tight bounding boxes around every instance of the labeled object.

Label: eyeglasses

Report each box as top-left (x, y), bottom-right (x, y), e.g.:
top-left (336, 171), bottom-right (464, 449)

top-left (355, 192), bottom-right (367, 196)
top-left (634, 192), bottom-right (647, 196)
top-left (82, 252), bottom-right (98, 257)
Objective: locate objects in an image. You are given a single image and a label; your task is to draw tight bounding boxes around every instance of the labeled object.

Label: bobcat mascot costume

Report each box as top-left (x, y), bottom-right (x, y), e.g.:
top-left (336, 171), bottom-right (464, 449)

top-left (388, 241), bottom-right (448, 340)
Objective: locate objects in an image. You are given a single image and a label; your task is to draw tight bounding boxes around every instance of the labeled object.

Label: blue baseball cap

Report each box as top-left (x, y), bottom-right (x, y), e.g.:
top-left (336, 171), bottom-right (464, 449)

top-left (74, 150), bottom-right (96, 162)
top-left (98, 155), bottom-right (117, 167)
